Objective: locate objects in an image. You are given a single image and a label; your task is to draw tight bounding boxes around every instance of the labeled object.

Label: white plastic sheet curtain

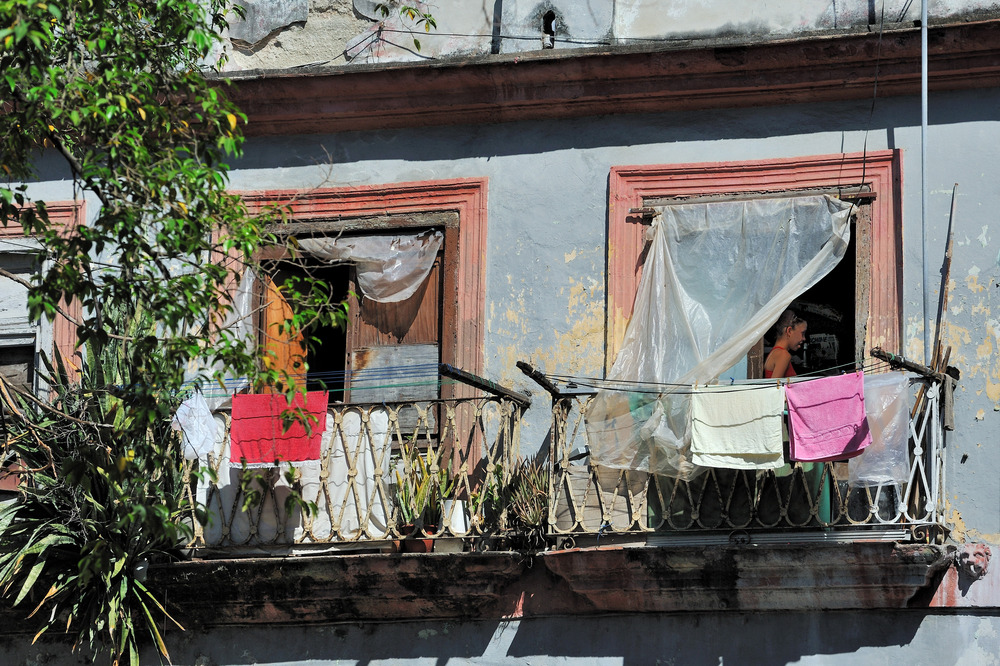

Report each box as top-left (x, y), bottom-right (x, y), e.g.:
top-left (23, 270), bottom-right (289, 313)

top-left (587, 195), bottom-right (854, 478)
top-left (203, 268), bottom-right (258, 410)
top-left (297, 230), bottom-right (443, 303)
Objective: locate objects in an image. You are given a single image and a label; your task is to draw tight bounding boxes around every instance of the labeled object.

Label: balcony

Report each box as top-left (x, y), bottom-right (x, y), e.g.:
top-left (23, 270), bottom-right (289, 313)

top-left (545, 380), bottom-right (949, 549)
top-left (185, 357), bottom-right (952, 557)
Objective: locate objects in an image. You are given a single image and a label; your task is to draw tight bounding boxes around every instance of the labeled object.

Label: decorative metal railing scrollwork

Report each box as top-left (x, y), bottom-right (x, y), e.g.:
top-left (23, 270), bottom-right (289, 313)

top-left (544, 376), bottom-right (949, 544)
top-left (184, 394), bottom-right (524, 552)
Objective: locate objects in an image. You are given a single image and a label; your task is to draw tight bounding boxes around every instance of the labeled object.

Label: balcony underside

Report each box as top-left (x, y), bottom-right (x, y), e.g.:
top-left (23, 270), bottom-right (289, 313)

top-left (147, 542), bottom-right (951, 627)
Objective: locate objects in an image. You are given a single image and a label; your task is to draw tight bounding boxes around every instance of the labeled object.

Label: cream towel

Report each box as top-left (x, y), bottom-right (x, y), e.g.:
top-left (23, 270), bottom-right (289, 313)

top-left (690, 384), bottom-right (786, 470)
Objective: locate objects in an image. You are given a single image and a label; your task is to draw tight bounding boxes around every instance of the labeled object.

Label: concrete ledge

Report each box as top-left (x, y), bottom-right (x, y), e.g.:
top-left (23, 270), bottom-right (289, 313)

top-left (223, 19), bottom-right (1000, 135)
top-left (139, 543), bottom-right (950, 628)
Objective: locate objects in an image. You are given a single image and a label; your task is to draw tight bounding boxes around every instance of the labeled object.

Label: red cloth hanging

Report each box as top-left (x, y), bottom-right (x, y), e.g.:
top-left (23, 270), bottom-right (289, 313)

top-left (230, 392), bottom-right (328, 466)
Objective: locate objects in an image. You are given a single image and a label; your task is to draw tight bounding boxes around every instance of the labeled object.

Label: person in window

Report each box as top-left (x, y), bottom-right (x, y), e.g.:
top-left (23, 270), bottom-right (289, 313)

top-left (764, 310), bottom-right (807, 378)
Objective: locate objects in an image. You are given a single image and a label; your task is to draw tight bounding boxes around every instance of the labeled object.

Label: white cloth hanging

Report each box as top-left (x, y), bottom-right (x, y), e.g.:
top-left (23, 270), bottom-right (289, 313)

top-left (690, 384), bottom-right (786, 470)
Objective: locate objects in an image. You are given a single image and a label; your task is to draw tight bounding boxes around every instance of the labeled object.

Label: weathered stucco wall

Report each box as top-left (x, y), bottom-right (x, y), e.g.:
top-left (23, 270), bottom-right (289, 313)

top-left (613, 0), bottom-right (1000, 40)
top-left (222, 0), bottom-right (1000, 70)
top-left (222, 86), bottom-right (1000, 540)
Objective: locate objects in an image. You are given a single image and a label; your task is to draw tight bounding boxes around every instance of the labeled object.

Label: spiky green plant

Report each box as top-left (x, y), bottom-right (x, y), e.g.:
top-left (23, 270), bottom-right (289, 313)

top-left (394, 442), bottom-right (454, 528)
top-left (0, 303), bottom-right (190, 665)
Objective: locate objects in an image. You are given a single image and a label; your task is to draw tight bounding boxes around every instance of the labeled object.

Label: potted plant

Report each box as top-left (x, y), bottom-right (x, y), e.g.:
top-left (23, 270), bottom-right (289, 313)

top-left (394, 443), bottom-right (454, 552)
top-left (503, 458), bottom-right (549, 550)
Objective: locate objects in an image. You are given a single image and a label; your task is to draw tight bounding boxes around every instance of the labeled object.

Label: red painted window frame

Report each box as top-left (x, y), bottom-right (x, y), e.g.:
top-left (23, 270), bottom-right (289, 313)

top-left (0, 200), bottom-right (85, 378)
top-left (607, 151), bottom-right (903, 372)
top-left (239, 178), bottom-right (488, 386)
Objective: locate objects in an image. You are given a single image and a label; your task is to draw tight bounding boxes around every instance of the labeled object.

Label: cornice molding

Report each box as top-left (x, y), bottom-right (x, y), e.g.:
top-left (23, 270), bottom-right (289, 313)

top-left (225, 19), bottom-right (1000, 136)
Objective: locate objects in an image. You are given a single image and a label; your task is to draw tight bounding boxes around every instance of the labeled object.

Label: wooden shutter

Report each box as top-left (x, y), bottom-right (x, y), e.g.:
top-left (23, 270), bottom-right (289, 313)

top-left (261, 273), bottom-right (306, 392)
top-left (347, 256), bottom-right (441, 405)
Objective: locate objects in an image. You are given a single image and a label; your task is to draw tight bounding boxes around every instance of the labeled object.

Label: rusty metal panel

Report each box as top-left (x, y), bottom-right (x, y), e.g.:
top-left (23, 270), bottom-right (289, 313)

top-left (349, 343), bottom-right (440, 433)
top-left (349, 343), bottom-right (439, 403)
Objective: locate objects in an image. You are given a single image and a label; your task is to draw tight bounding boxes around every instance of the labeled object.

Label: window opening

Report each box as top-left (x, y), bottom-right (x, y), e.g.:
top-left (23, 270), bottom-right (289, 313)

top-left (0, 252), bottom-right (39, 393)
top-left (782, 220), bottom-right (858, 375)
top-left (260, 229), bottom-right (445, 405)
top-left (264, 262), bottom-right (351, 394)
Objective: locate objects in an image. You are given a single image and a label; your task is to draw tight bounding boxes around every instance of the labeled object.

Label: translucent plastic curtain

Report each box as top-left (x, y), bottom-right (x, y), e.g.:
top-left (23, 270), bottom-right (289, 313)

top-left (297, 230), bottom-right (443, 303)
top-left (203, 268), bottom-right (258, 410)
top-left (587, 195), bottom-right (853, 478)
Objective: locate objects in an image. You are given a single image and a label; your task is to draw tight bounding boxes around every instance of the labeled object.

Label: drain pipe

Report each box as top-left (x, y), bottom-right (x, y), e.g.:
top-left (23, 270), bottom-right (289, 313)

top-left (921, 0), bottom-right (931, 366)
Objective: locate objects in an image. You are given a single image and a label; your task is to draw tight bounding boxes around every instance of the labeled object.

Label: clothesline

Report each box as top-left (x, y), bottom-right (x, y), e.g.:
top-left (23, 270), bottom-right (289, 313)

top-left (193, 379), bottom-right (460, 399)
top-left (547, 358), bottom-right (898, 395)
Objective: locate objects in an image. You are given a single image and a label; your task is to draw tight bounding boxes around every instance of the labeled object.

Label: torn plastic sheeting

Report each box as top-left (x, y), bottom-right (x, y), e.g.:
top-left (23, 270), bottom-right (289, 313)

top-left (849, 371), bottom-right (917, 487)
top-left (172, 390), bottom-right (218, 461)
top-left (587, 195), bottom-right (853, 478)
top-left (297, 230), bottom-right (443, 303)
top-left (205, 268), bottom-right (258, 411)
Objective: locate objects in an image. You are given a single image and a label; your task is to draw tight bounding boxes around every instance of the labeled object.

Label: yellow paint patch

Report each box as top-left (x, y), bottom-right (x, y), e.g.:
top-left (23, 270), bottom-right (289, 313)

top-left (566, 282), bottom-right (587, 312)
top-left (948, 500), bottom-right (1000, 544)
top-left (967, 529), bottom-right (1000, 544)
top-left (941, 321), bottom-right (973, 348)
top-left (975, 409), bottom-right (985, 421)
top-left (966, 274), bottom-right (986, 294)
top-left (977, 336), bottom-right (993, 360)
top-left (947, 503), bottom-right (967, 542)
top-left (564, 249), bottom-right (578, 263)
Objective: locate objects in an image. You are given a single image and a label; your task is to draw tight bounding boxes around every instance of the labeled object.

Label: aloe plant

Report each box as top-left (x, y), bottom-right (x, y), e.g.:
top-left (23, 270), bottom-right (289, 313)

top-left (394, 443), bottom-right (454, 528)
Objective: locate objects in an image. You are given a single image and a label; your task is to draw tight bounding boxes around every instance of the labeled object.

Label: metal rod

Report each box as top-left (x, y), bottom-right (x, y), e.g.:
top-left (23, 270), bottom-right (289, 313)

top-left (921, 0), bottom-right (930, 366)
top-left (932, 184), bottom-right (958, 370)
top-left (438, 363), bottom-right (531, 407)
top-left (871, 347), bottom-right (938, 379)
top-left (516, 360), bottom-right (564, 398)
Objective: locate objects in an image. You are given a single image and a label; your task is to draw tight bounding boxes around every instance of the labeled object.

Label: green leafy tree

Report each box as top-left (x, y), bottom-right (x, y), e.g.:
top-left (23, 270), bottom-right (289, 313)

top-left (0, 0), bottom-right (342, 662)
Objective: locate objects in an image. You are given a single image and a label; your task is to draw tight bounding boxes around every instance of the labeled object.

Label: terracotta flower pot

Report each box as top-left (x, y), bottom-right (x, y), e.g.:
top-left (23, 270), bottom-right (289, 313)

top-left (399, 523), bottom-right (436, 553)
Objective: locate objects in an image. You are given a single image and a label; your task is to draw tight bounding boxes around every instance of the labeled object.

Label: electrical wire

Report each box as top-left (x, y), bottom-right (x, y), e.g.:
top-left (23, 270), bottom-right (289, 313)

top-left (854, 0), bottom-right (887, 200)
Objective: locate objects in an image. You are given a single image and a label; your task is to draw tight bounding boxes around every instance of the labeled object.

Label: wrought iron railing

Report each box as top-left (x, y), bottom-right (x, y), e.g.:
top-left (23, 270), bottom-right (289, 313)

top-left (185, 358), bottom-right (952, 555)
top-left (185, 394), bottom-right (525, 553)
top-left (543, 376), bottom-right (950, 545)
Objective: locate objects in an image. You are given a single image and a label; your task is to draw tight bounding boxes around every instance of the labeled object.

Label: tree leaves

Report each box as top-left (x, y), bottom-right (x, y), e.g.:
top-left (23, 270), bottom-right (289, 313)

top-left (0, 0), bottom-right (266, 663)
top-left (0, 0), bottom-right (351, 662)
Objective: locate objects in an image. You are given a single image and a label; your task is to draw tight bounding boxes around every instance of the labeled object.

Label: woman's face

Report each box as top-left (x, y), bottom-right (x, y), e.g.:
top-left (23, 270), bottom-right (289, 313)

top-left (786, 322), bottom-right (808, 351)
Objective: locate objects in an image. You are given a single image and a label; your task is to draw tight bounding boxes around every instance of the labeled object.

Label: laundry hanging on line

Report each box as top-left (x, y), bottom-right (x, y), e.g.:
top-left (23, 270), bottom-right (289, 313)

top-left (229, 391), bottom-right (329, 467)
top-left (689, 384), bottom-right (786, 470)
top-left (784, 371), bottom-right (872, 462)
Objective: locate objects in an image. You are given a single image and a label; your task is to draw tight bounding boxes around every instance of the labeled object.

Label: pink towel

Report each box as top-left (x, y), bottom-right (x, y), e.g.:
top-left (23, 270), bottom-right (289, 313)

top-left (230, 392), bottom-right (328, 466)
top-left (786, 371), bottom-right (871, 462)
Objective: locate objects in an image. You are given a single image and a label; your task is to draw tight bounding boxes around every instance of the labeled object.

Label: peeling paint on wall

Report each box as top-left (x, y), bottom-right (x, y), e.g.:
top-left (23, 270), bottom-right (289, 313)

top-left (229, 0), bottom-right (308, 46)
top-left (967, 266), bottom-right (986, 294)
top-left (487, 253), bottom-right (606, 391)
top-left (531, 275), bottom-right (605, 376)
top-left (226, 0), bottom-right (368, 70)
